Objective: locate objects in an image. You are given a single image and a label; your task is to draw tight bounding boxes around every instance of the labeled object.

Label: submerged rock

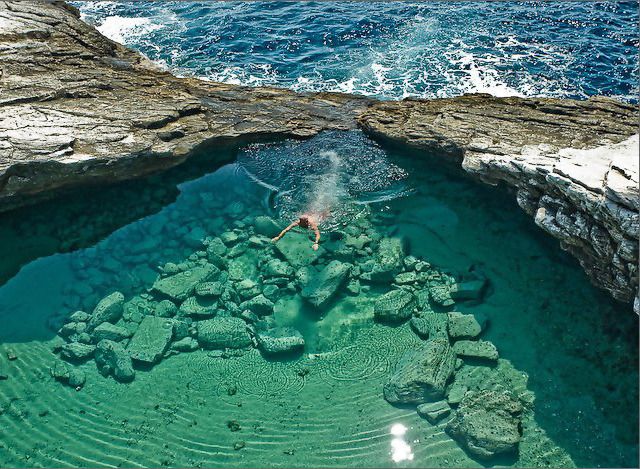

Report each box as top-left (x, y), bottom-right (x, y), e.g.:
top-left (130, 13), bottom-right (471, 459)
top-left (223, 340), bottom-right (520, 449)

top-left (383, 337), bottom-right (456, 405)
top-left (369, 238), bottom-right (404, 282)
top-left (195, 281), bottom-right (224, 298)
top-left (301, 260), bottom-right (352, 308)
top-left (126, 316), bottom-right (174, 364)
top-left (374, 289), bottom-right (416, 323)
top-left (171, 337), bottom-right (199, 352)
top-left (417, 400), bottom-right (451, 424)
top-left (256, 327), bottom-right (305, 355)
top-left (447, 312), bottom-right (483, 340)
top-left (95, 340), bottom-right (135, 382)
top-left (429, 284), bottom-right (455, 307)
top-left (239, 294), bottom-right (274, 316)
top-left (60, 342), bottom-right (96, 361)
top-left (453, 340), bottom-right (499, 362)
top-left (196, 317), bottom-right (251, 349)
top-left (178, 296), bottom-right (218, 317)
top-left (254, 216), bottom-right (281, 238)
top-left (450, 278), bottom-right (487, 302)
top-left (152, 264), bottom-right (218, 302)
top-left (92, 322), bottom-right (132, 343)
top-left (274, 233), bottom-right (323, 268)
top-left (446, 390), bottom-right (523, 459)
top-left (87, 292), bottom-right (124, 330)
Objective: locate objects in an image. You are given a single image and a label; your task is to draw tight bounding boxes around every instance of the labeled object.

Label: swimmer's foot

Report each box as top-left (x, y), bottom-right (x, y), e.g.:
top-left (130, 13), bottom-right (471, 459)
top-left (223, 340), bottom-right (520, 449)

top-left (312, 243), bottom-right (319, 251)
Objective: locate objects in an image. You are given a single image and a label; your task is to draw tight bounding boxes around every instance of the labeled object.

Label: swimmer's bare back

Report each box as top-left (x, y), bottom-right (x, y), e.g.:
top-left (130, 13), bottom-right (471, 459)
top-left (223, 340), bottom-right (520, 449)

top-left (271, 214), bottom-right (322, 251)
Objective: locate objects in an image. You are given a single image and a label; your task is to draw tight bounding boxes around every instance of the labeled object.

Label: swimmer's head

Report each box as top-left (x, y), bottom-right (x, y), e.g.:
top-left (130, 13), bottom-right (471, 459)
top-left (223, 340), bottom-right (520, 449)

top-left (298, 215), bottom-right (310, 228)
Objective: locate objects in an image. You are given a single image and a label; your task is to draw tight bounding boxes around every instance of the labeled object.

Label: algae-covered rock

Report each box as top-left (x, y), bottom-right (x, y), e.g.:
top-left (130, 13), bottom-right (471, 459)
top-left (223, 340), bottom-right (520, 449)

top-left (262, 259), bottom-right (294, 278)
top-left (256, 327), bottom-right (305, 355)
top-left (171, 337), bottom-right (199, 352)
top-left (446, 390), bottom-right (523, 459)
top-left (429, 284), bottom-right (455, 307)
top-left (68, 368), bottom-right (86, 388)
top-left (195, 281), bottom-right (224, 298)
top-left (154, 299), bottom-right (177, 318)
top-left (450, 278), bottom-right (487, 301)
top-left (126, 316), bottom-right (174, 364)
top-left (254, 216), bottom-right (282, 238)
top-left (447, 312), bottom-right (483, 339)
top-left (51, 361), bottom-right (86, 388)
top-left (374, 289), bottom-right (416, 323)
top-left (68, 311), bottom-right (90, 322)
top-left (122, 295), bottom-right (155, 323)
top-left (87, 292), bottom-right (124, 330)
top-left (95, 339), bottom-right (135, 382)
top-left (453, 340), bottom-right (499, 362)
top-left (383, 337), bottom-right (456, 405)
top-left (60, 342), bottom-right (96, 361)
top-left (196, 317), bottom-right (251, 349)
top-left (370, 238), bottom-right (404, 282)
top-left (417, 400), bottom-right (451, 424)
top-left (300, 260), bottom-right (351, 308)
top-left (178, 296), bottom-right (218, 317)
top-left (152, 264), bottom-right (217, 301)
top-left (274, 232), bottom-right (323, 268)
top-left (92, 322), bottom-right (132, 343)
top-left (239, 294), bottom-right (274, 316)
top-left (220, 231), bottom-right (240, 246)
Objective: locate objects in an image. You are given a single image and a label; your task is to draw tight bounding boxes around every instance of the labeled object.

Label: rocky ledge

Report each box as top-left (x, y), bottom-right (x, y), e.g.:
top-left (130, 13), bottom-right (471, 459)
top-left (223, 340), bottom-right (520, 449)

top-left (0, 1), bottom-right (637, 308)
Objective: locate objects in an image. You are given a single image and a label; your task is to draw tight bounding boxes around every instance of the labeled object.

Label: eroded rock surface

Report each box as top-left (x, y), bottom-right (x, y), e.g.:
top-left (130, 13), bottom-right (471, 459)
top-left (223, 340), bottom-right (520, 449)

top-left (1, 1), bottom-right (637, 307)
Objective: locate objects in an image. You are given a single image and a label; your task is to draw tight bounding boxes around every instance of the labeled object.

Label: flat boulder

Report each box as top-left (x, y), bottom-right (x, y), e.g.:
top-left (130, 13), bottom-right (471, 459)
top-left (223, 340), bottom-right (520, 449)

top-left (152, 264), bottom-right (217, 301)
top-left (95, 339), bottom-right (135, 382)
top-left (60, 342), bottom-right (95, 361)
top-left (126, 316), bottom-right (174, 364)
top-left (92, 322), bottom-right (132, 343)
top-left (87, 292), bottom-right (124, 330)
top-left (370, 238), bottom-right (404, 282)
top-left (453, 340), bottom-right (499, 362)
top-left (450, 278), bottom-right (487, 301)
top-left (447, 312), bottom-right (483, 339)
top-left (256, 327), bottom-right (305, 355)
top-left (446, 390), bottom-right (523, 459)
top-left (374, 289), bottom-right (416, 323)
top-left (196, 317), bottom-right (251, 349)
top-left (301, 260), bottom-right (352, 308)
top-left (383, 337), bottom-right (456, 405)
top-left (274, 232), bottom-right (323, 268)
top-left (417, 400), bottom-right (451, 424)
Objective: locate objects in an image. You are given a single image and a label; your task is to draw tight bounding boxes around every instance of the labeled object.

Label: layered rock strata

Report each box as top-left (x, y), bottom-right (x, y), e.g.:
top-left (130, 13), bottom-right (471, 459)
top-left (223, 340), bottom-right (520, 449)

top-left (0, 0), bottom-right (637, 306)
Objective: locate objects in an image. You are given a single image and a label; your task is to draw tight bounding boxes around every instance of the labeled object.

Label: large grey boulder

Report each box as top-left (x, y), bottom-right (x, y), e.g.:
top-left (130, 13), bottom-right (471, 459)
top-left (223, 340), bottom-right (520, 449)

top-left (196, 317), bottom-right (251, 349)
top-left (256, 327), bottom-right (305, 355)
top-left (152, 264), bottom-right (217, 301)
top-left (126, 316), bottom-right (174, 364)
top-left (95, 340), bottom-right (135, 382)
top-left (374, 289), bottom-right (416, 323)
top-left (87, 292), bottom-right (124, 330)
top-left (301, 260), bottom-right (352, 308)
top-left (446, 390), bottom-right (523, 459)
top-left (369, 238), bottom-right (404, 282)
top-left (383, 337), bottom-right (456, 405)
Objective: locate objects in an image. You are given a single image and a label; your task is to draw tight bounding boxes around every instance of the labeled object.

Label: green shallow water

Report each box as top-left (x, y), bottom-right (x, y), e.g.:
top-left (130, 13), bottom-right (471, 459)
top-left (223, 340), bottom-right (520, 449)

top-left (0, 131), bottom-right (637, 468)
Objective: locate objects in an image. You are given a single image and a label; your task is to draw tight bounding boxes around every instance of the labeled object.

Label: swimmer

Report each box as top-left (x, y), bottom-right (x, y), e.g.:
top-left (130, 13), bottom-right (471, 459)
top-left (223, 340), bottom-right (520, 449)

top-left (272, 213), bottom-right (325, 251)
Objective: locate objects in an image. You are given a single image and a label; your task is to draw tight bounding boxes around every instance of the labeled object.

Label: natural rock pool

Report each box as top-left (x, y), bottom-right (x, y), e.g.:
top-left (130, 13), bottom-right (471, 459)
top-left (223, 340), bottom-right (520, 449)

top-left (0, 131), bottom-right (637, 468)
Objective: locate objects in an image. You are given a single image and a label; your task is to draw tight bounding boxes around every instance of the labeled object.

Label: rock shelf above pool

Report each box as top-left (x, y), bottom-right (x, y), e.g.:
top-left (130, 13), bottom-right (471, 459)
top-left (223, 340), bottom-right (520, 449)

top-left (0, 1), bottom-right (637, 308)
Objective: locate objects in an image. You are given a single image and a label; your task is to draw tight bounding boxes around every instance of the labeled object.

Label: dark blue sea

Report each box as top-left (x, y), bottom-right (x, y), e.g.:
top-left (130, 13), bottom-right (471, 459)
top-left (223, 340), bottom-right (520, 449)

top-left (75, 1), bottom-right (639, 101)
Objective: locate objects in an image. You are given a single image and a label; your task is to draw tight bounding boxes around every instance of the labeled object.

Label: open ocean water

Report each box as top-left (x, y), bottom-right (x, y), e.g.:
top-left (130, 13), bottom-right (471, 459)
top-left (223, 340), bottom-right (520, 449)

top-left (0, 2), bottom-right (637, 469)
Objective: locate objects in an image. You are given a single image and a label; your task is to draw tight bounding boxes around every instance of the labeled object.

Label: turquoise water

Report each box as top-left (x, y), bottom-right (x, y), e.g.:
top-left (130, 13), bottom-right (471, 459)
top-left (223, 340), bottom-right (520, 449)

top-left (0, 132), bottom-right (637, 467)
top-left (75, 1), bottom-right (639, 101)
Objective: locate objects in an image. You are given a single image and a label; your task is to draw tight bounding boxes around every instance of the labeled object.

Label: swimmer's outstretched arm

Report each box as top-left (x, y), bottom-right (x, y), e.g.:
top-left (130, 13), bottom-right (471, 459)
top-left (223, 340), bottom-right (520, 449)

top-left (272, 220), bottom-right (299, 242)
top-left (310, 220), bottom-right (320, 251)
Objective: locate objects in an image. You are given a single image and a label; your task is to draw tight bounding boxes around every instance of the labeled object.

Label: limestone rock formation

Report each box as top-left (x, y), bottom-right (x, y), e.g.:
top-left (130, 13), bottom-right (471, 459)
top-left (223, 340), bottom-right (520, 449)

top-left (0, 0), bottom-right (637, 308)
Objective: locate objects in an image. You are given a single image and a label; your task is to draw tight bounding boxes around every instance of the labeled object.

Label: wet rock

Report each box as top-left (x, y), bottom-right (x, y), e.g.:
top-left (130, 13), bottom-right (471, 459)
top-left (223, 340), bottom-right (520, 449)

top-left (346, 278), bottom-right (361, 295)
top-left (68, 369), bottom-right (86, 388)
top-left (171, 337), bottom-right (199, 352)
top-left (68, 311), bottom-right (90, 322)
top-left (383, 337), bottom-right (456, 405)
top-left (228, 243), bottom-right (247, 258)
top-left (50, 361), bottom-right (70, 381)
top-left (256, 327), bottom-right (305, 355)
top-left (447, 382), bottom-right (468, 405)
top-left (154, 300), bottom-right (177, 318)
top-left (370, 238), bottom-right (404, 282)
top-left (453, 340), bottom-right (499, 362)
top-left (301, 260), bottom-right (352, 308)
top-left (262, 259), bottom-right (294, 278)
top-left (195, 281), bottom-right (224, 298)
top-left (236, 279), bottom-right (261, 300)
top-left (196, 317), bottom-right (251, 349)
top-left (95, 340), bottom-right (135, 383)
top-left (87, 292), bottom-right (124, 330)
top-left (185, 227), bottom-right (207, 249)
top-left (450, 278), bottom-right (487, 302)
top-left (152, 264), bottom-right (218, 301)
top-left (178, 296), bottom-right (218, 317)
top-left (58, 321), bottom-right (87, 338)
top-left (123, 296), bottom-right (155, 323)
top-left (254, 216), bottom-right (281, 238)
top-left (239, 294), bottom-right (274, 316)
top-left (274, 232), bottom-right (323, 268)
top-left (446, 390), bottom-right (523, 459)
top-left (447, 312), bottom-right (483, 339)
top-left (126, 316), bottom-right (174, 364)
top-left (92, 322), bottom-right (132, 343)
top-left (417, 400), bottom-right (451, 424)
top-left (429, 284), bottom-right (455, 307)
top-left (220, 231), bottom-right (239, 246)
top-left (374, 289), bottom-right (416, 323)
top-left (60, 342), bottom-right (96, 361)
top-left (395, 271), bottom-right (418, 285)
top-left (410, 317), bottom-right (430, 339)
